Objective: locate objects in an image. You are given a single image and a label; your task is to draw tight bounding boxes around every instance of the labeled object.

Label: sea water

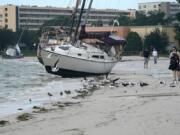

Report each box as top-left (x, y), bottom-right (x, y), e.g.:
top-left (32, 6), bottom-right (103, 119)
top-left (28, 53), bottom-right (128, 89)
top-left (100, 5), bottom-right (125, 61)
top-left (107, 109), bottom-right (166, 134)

top-left (0, 56), bottom-right (171, 118)
top-left (0, 57), bottom-right (82, 118)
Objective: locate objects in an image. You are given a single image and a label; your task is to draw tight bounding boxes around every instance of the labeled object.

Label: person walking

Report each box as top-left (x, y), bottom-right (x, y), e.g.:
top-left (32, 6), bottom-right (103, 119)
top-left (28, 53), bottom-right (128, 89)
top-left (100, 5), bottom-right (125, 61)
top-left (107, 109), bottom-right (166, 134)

top-left (169, 47), bottom-right (180, 83)
top-left (143, 49), bottom-right (150, 68)
top-left (152, 48), bottom-right (158, 64)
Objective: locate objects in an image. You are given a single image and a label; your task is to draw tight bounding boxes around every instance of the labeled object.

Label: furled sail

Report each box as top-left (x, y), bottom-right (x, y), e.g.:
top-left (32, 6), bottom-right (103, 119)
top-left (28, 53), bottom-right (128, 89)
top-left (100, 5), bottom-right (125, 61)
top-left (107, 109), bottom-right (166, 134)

top-left (15, 44), bottom-right (21, 55)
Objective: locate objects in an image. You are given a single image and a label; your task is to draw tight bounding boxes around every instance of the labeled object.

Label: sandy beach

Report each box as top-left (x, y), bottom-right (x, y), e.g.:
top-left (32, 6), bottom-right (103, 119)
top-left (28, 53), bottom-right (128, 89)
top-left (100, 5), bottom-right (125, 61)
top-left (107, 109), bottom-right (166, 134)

top-left (0, 56), bottom-right (180, 135)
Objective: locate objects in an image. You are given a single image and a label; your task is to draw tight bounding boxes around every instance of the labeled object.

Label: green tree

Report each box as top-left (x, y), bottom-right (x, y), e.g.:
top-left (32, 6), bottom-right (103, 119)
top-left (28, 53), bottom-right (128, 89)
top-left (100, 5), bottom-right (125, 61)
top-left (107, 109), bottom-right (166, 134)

top-left (144, 29), bottom-right (169, 52)
top-left (175, 25), bottom-right (180, 46)
top-left (0, 28), bottom-right (16, 51)
top-left (146, 12), bottom-right (167, 25)
top-left (117, 11), bottom-right (170, 26)
top-left (133, 12), bottom-right (147, 26)
top-left (19, 30), bottom-right (39, 49)
top-left (175, 0), bottom-right (180, 47)
top-left (117, 15), bottom-right (132, 26)
top-left (125, 32), bottom-right (143, 52)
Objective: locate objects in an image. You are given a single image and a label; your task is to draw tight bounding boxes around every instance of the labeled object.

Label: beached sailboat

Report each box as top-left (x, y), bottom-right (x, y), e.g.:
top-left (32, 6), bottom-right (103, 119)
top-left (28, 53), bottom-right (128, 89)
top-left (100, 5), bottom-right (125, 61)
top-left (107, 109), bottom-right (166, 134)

top-left (2, 44), bottom-right (23, 59)
top-left (2, 31), bottom-right (24, 59)
top-left (37, 0), bottom-right (126, 77)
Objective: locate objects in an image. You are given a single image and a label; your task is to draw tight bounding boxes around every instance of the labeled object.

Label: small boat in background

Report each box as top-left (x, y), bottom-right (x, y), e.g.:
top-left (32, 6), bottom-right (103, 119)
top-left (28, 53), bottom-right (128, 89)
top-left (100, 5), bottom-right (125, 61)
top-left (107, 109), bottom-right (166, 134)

top-left (2, 44), bottom-right (23, 59)
top-left (2, 29), bottom-right (24, 59)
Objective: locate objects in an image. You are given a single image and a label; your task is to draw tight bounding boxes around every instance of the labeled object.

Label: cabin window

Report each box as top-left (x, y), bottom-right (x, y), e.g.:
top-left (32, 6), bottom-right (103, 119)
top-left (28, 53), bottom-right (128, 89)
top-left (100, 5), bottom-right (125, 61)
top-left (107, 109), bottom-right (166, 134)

top-left (59, 46), bottom-right (69, 50)
top-left (100, 56), bottom-right (104, 59)
top-left (92, 55), bottom-right (99, 59)
top-left (78, 53), bottom-right (82, 56)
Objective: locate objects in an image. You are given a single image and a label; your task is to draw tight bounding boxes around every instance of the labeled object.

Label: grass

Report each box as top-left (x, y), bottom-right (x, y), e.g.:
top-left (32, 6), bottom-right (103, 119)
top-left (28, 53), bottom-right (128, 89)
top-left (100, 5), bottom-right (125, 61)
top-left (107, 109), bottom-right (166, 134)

top-left (21, 49), bottom-right (36, 57)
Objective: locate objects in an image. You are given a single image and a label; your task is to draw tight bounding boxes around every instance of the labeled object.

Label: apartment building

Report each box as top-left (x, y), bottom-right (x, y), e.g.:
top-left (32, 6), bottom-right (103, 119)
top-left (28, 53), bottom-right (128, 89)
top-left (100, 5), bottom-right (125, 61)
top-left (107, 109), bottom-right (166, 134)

top-left (138, 2), bottom-right (180, 18)
top-left (0, 5), bottom-right (17, 31)
top-left (0, 4), bottom-right (136, 31)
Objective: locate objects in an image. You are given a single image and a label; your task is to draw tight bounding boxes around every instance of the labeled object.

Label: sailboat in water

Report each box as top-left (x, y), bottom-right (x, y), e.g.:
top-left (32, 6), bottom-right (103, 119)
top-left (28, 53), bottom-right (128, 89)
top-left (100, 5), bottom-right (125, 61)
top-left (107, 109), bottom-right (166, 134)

top-left (37, 0), bottom-right (126, 77)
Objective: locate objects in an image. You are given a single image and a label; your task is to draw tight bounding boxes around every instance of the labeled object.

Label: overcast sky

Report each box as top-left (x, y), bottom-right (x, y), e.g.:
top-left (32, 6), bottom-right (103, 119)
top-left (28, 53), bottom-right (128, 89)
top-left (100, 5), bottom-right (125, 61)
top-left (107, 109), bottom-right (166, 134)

top-left (1, 0), bottom-right (177, 9)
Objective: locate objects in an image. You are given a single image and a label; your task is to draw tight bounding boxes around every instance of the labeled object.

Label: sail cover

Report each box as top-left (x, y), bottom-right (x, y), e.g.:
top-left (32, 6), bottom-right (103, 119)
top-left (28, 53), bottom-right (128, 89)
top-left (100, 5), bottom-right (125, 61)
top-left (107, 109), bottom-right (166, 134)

top-left (15, 44), bottom-right (21, 55)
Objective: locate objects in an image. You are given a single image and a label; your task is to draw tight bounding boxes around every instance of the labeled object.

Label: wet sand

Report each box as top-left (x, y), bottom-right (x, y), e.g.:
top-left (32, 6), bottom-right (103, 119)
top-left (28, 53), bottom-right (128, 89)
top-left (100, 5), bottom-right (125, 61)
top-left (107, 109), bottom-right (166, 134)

top-left (0, 56), bottom-right (180, 135)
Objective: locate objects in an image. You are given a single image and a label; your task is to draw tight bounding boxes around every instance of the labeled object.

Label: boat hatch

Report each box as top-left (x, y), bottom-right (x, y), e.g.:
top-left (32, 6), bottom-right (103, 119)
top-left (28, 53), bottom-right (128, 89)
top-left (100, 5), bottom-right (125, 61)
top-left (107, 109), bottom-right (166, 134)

top-left (59, 46), bottom-right (70, 50)
top-left (92, 55), bottom-right (99, 59)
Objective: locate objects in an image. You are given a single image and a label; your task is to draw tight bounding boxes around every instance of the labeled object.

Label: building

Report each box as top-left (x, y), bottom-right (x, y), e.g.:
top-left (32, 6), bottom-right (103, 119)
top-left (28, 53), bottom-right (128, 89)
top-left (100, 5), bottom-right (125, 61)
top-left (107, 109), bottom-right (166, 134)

top-left (0, 5), bottom-right (17, 31)
top-left (0, 4), bottom-right (136, 31)
top-left (80, 25), bottom-right (178, 46)
top-left (85, 26), bottom-right (130, 38)
top-left (138, 2), bottom-right (180, 18)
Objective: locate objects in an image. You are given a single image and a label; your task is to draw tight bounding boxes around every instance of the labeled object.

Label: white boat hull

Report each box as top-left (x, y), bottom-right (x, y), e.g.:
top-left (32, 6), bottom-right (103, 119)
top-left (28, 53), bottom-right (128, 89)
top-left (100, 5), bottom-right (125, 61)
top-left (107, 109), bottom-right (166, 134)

top-left (39, 49), bottom-right (117, 77)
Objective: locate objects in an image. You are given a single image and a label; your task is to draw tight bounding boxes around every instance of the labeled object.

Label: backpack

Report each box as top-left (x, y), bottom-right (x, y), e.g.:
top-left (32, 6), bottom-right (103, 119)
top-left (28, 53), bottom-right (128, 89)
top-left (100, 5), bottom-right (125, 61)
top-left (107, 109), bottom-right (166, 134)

top-left (170, 53), bottom-right (179, 65)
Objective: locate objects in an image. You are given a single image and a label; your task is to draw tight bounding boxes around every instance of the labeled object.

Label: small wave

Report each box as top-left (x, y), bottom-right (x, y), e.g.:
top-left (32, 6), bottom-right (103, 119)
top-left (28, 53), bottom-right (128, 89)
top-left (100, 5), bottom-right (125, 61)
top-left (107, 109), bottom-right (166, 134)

top-left (21, 83), bottom-right (43, 88)
top-left (0, 97), bottom-right (8, 103)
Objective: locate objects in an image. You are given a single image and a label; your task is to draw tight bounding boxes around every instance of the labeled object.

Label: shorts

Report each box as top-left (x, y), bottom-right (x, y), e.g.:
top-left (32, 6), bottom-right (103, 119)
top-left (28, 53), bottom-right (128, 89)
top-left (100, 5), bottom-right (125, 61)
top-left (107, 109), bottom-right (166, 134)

top-left (169, 63), bottom-right (179, 71)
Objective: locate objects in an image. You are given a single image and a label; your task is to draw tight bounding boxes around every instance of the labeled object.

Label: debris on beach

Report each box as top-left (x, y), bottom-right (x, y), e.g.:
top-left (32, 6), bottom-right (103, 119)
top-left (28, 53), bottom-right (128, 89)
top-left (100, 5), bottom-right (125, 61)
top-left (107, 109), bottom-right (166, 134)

top-left (170, 83), bottom-right (176, 87)
top-left (53, 102), bottom-right (81, 108)
top-left (160, 81), bottom-right (166, 85)
top-left (0, 120), bottom-right (10, 127)
top-left (122, 82), bottom-right (129, 87)
top-left (60, 91), bottom-right (63, 96)
top-left (139, 82), bottom-right (149, 87)
top-left (17, 108), bottom-right (23, 111)
top-left (129, 82), bottom-right (135, 86)
top-left (47, 92), bottom-right (53, 97)
top-left (73, 90), bottom-right (89, 99)
top-left (17, 113), bottom-right (33, 121)
top-left (111, 78), bottom-right (120, 84)
top-left (33, 106), bottom-right (42, 109)
top-left (64, 90), bottom-right (71, 95)
top-left (32, 106), bottom-right (49, 113)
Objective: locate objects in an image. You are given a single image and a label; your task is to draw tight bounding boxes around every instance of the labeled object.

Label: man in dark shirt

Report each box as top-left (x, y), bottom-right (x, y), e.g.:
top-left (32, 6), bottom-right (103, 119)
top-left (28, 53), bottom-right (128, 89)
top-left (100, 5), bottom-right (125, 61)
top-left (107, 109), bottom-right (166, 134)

top-left (143, 49), bottom-right (150, 68)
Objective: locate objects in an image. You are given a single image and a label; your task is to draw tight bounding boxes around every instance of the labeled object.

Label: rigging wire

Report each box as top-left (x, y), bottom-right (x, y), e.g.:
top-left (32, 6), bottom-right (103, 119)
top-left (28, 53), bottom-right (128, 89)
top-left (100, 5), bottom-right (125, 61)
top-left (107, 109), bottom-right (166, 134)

top-left (67, 0), bottom-right (74, 7)
top-left (117, 0), bottom-right (124, 10)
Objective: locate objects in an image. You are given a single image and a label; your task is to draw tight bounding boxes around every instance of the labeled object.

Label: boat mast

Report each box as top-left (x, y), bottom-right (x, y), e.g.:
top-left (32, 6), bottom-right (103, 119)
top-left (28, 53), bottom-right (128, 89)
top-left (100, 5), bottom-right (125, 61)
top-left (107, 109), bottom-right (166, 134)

top-left (17, 30), bottom-right (24, 44)
top-left (84, 0), bottom-right (93, 25)
top-left (73, 0), bottom-right (86, 44)
top-left (69, 0), bottom-right (81, 37)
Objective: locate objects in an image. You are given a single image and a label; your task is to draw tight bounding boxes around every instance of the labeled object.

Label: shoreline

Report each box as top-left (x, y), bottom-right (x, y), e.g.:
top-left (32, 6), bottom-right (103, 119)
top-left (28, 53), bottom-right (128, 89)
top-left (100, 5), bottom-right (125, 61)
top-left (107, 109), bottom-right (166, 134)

top-left (1, 56), bottom-right (180, 135)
